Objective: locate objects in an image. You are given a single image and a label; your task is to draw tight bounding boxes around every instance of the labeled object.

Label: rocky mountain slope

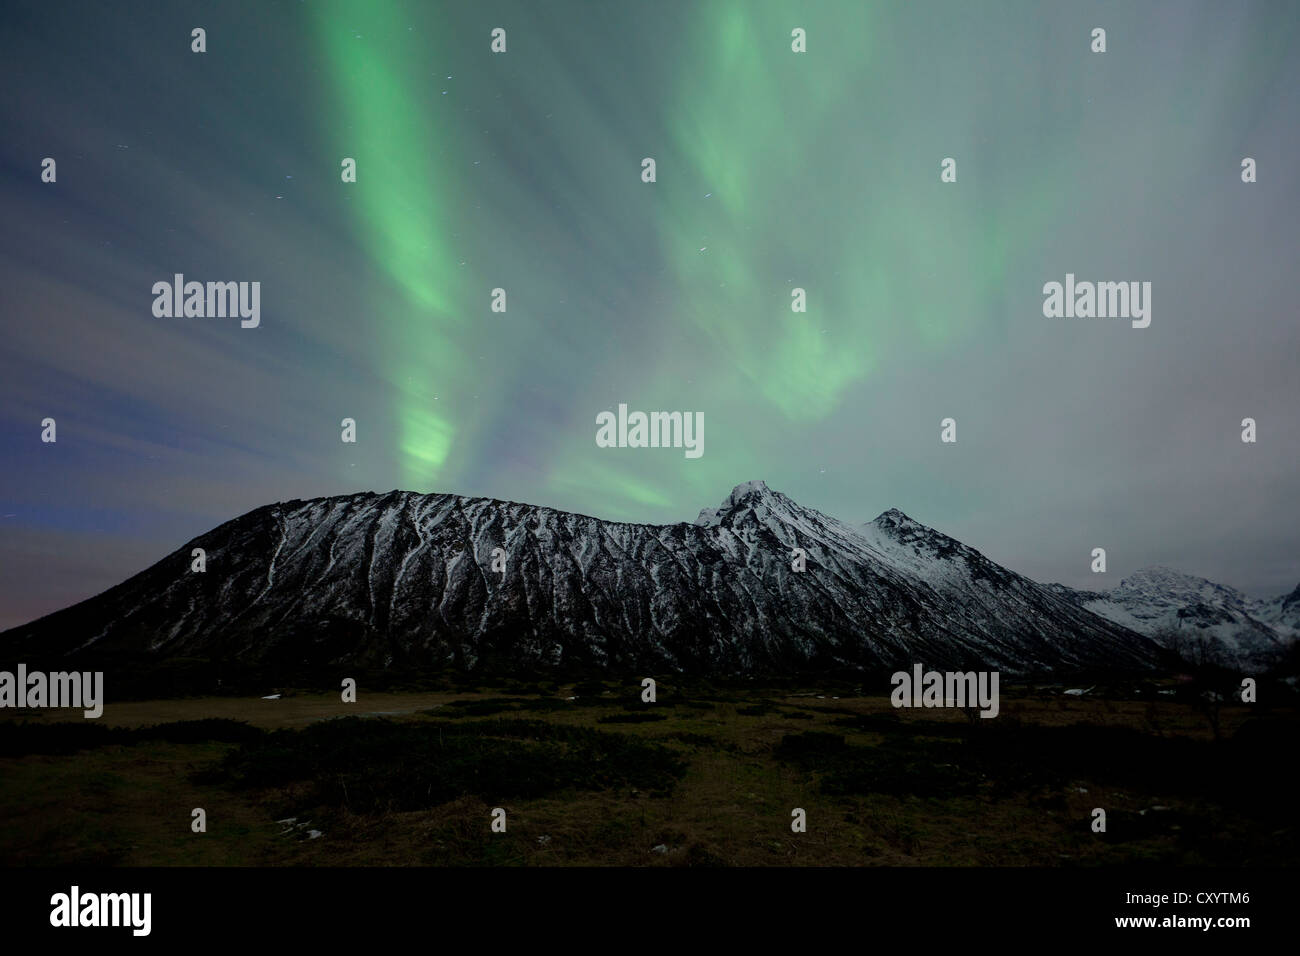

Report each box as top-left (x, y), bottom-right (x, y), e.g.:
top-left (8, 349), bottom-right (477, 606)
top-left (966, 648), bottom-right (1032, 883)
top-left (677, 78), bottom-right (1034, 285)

top-left (2, 481), bottom-right (1163, 676)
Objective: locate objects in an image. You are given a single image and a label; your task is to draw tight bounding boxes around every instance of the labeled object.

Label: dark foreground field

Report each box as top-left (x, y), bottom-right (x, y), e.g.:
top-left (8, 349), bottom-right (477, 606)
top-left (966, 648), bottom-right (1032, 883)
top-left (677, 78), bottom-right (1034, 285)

top-left (1, 679), bottom-right (1294, 866)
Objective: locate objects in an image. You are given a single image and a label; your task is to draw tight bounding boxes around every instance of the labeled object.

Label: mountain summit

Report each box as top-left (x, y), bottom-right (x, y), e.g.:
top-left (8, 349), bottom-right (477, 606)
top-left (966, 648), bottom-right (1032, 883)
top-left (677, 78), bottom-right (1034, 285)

top-left (3, 482), bottom-right (1161, 676)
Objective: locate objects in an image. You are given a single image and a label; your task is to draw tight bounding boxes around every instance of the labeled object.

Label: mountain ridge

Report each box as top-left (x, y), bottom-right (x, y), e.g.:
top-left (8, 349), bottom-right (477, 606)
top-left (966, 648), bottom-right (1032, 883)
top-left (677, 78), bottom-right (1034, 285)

top-left (0, 481), bottom-right (1222, 677)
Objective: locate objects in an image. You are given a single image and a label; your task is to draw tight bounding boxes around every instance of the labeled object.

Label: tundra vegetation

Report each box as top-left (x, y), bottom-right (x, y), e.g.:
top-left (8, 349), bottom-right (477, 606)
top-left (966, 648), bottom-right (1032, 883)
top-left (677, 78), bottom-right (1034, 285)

top-left (0, 672), bottom-right (1294, 866)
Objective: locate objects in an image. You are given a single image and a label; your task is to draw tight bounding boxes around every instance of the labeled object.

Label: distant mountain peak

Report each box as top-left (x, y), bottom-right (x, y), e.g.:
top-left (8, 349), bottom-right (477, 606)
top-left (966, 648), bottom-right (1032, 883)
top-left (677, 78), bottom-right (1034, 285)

top-left (1122, 566), bottom-right (1205, 585)
top-left (873, 507), bottom-right (921, 529)
top-left (867, 508), bottom-right (959, 552)
top-left (695, 479), bottom-right (789, 527)
top-left (1052, 565), bottom-right (1295, 668)
top-left (723, 479), bottom-right (773, 502)
top-left (1112, 566), bottom-right (1243, 604)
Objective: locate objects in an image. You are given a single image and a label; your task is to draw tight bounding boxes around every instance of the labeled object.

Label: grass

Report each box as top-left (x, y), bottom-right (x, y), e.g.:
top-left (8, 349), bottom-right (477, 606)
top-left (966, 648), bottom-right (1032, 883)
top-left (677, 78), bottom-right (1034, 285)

top-left (0, 682), bottom-right (1295, 866)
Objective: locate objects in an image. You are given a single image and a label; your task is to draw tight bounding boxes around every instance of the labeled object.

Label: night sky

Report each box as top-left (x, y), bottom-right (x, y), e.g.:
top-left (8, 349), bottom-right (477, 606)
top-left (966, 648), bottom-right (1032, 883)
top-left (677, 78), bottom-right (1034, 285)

top-left (2, 0), bottom-right (1297, 630)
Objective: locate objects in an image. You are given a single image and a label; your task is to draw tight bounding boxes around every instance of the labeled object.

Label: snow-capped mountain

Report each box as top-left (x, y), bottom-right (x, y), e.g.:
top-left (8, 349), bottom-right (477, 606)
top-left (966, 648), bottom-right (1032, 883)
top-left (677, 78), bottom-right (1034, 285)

top-left (1258, 583), bottom-right (1300, 634)
top-left (2, 481), bottom-right (1160, 676)
top-left (1048, 567), bottom-right (1297, 668)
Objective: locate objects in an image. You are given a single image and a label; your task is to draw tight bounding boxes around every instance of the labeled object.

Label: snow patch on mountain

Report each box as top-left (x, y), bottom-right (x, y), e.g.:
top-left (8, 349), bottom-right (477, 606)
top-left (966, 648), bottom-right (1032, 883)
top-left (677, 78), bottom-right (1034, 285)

top-left (1051, 567), bottom-right (1296, 668)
